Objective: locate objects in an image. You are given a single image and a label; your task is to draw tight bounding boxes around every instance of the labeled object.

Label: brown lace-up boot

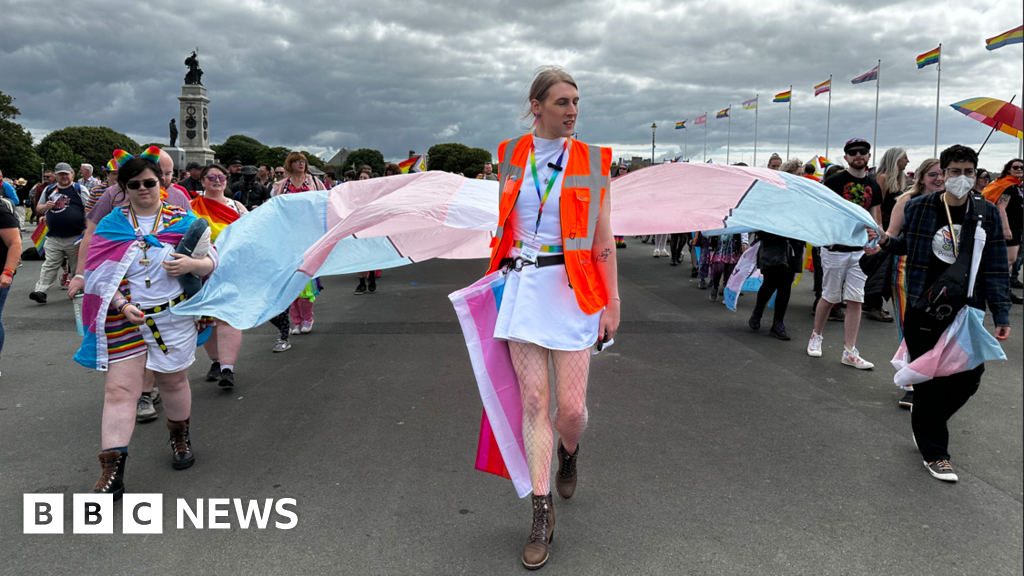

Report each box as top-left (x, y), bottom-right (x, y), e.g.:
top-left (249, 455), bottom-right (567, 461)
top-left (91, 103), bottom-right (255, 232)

top-left (167, 419), bottom-right (195, 470)
top-left (555, 441), bottom-right (578, 500)
top-left (92, 450), bottom-right (127, 500)
top-left (522, 492), bottom-right (555, 570)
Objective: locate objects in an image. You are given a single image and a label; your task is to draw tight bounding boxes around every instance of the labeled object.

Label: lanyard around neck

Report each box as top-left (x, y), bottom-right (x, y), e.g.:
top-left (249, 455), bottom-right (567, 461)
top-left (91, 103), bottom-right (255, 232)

top-left (129, 205), bottom-right (162, 239)
top-left (528, 140), bottom-right (568, 236)
top-left (942, 193), bottom-right (961, 259)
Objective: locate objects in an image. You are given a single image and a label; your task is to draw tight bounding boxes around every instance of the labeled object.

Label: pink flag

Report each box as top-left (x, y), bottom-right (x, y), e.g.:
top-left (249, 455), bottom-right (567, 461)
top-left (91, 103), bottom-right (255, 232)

top-left (449, 272), bottom-right (532, 497)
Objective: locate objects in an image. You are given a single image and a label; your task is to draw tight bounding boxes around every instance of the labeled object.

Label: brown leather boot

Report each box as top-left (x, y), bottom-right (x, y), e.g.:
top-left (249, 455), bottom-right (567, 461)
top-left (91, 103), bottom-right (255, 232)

top-left (92, 450), bottom-right (126, 500)
top-left (167, 419), bottom-right (195, 470)
top-left (522, 492), bottom-right (555, 570)
top-left (555, 441), bottom-right (578, 500)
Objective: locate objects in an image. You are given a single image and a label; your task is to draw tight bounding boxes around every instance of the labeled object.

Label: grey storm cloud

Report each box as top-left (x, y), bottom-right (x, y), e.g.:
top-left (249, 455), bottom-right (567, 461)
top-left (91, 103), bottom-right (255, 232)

top-left (1, 0), bottom-right (1021, 167)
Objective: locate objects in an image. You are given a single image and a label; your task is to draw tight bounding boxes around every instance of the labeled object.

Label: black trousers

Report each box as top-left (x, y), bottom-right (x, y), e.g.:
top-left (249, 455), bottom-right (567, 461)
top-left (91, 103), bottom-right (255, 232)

top-left (812, 247), bottom-right (823, 300)
top-left (670, 233), bottom-right (688, 263)
top-left (904, 307), bottom-right (983, 462)
top-left (754, 267), bottom-right (795, 322)
top-left (269, 310), bottom-right (290, 341)
top-left (865, 294), bottom-right (885, 311)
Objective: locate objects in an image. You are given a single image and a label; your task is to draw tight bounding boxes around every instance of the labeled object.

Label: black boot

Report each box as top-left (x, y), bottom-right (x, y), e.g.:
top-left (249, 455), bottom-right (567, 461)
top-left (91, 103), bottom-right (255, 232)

top-left (354, 279), bottom-right (367, 295)
top-left (748, 309), bottom-right (763, 331)
top-left (167, 419), bottom-right (195, 469)
top-left (93, 450), bottom-right (127, 500)
top-left (367, 273), bottom-right (377, 293)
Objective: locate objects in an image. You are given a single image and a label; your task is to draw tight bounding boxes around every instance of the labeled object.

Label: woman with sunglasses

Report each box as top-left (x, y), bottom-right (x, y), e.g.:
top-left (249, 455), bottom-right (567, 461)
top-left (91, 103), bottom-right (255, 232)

top-left (192, 164), bottom-right (250, 380)
top-left (74, 157), bottom-right (217, 499)
top-left (487, 67), bottom-right (618, 570)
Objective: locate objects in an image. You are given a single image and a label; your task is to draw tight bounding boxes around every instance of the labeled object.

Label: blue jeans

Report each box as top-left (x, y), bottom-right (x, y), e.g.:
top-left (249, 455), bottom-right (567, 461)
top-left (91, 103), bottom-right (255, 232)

top-left (0, 286), bottom-right (8, 363)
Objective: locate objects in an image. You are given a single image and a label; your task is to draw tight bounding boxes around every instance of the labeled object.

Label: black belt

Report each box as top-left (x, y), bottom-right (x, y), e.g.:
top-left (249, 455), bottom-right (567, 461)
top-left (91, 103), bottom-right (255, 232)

top-left (138, 294), bottom-right (188, 355)
top-left (500, 255), bottom-right (565, 272)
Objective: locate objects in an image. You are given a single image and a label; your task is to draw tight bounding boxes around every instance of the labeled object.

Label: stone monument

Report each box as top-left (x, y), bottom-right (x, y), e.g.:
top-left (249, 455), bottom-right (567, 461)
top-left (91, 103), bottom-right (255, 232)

top-left (174, 50), bottom-right (215, 168)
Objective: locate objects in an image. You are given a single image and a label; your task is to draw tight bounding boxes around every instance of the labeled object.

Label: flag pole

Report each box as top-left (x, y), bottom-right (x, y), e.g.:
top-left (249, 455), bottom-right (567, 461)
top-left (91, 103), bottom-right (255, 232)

top-left (753, 95), bottom-right (759, 167)
top-left (727, 106), bottom-right (732, 165)
top-left (684, 125), bottom-right (688, 162)
top-left (934, 45), bottom-right (941, 158)
top-left (703, 112), bottom-right (708, 163)
top-left (787, 85), bottom-right (792, 161)
top-left (825, 75), bottom-right (832, 158)
top-left (873, 60), bottom-right (881, 163)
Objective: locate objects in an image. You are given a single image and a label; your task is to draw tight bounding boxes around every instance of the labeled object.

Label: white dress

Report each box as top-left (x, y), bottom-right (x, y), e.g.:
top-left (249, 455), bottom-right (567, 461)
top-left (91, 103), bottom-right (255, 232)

top-left (493, 136), bottom-right (602, 351)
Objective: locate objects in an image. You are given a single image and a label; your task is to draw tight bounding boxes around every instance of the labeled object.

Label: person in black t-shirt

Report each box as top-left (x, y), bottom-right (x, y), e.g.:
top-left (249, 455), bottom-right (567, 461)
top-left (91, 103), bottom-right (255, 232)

top-left (807, 138), bottom-right (884, 370)
top-left (994, 159), bottom-right (1023, 303)
top-left (0, 196), bottom-right (22, 375)
top-left (30, 163), bottom-right (89, 304)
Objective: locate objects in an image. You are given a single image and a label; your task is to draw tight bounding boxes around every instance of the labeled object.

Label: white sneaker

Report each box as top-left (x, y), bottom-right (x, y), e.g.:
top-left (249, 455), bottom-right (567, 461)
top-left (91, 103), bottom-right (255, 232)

top-left (924, 459), bottom-right (958, 482)
top-left (300, 320), bottom-right (314, 334)
top-left (653, 248), bottom-right (660, 258)
top-left (842, 347), bottom-right (874, 370)
top-left (289, 326), bottom-right (301, 335)
top-left (807, 332), bottom-right (823, 357)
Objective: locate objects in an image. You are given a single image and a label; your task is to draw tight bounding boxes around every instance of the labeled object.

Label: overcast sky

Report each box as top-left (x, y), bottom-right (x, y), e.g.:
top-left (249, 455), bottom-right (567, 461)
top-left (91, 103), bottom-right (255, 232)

top-left (2, 0), bottom-right (1021, 170)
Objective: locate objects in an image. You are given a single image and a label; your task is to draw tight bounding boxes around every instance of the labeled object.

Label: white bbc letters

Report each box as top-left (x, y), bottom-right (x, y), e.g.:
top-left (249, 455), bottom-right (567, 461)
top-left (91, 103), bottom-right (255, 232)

top-left (23, 494), bottom-right (64, 534)
top-left (122, 494), bottom-right (163, 534)
top-left (73, 494), bottom-right (114, 534)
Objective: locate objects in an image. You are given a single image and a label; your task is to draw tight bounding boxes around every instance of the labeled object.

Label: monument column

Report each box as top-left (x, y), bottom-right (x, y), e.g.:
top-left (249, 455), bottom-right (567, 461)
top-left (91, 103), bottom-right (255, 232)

top-left (177, 85), bottom-right (215, 167)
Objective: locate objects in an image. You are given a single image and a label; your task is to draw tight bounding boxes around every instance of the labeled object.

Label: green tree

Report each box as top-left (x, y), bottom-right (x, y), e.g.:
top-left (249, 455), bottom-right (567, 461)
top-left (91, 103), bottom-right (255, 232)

top-left (214, 135), bottom-right (265, 165)
top-left (256, 146), bottom-right (290, 170)
top-left (427, 143), bottom-right (492, 176)
top-left (0, 90), bottom-right (43, 180)
top-left (35, 126), bottom-right (139, 170)
top-left (42, 141), bottom-right (86, 171)
top-left (344, 148), bottom-right (385, 175)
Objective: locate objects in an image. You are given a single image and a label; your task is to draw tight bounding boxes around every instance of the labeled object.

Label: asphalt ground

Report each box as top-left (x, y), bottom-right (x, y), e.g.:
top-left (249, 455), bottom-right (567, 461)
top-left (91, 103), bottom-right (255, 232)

top-left (1, 233), bottom-right (1021, 576)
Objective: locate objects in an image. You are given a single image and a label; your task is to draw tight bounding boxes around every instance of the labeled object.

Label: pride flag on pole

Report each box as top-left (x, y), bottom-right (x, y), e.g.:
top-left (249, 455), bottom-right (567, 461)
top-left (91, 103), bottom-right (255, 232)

top-left (675, 121), bottom-right (686, 129)
top-left (916, 46), bottom-right (941, 68)
top-left (986, 25), bottom-right (1023, 51)
top-left (773, 90), bottom-right (792, 103)
top-left (814, 79), bottom-right (831, 96)
top-left (742, 97), bottom-right (758, 110)
top-left (852, 66), bottom-right (879, 84)
top-left (716, 108), bottom-right (730, 119)
top-left (694, 114), bottom-right (707, 125)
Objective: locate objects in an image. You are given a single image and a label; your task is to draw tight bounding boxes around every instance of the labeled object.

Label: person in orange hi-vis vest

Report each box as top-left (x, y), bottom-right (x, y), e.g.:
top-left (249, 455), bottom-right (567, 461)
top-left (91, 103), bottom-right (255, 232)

top-left (487, 66), bottom-right (620, 570)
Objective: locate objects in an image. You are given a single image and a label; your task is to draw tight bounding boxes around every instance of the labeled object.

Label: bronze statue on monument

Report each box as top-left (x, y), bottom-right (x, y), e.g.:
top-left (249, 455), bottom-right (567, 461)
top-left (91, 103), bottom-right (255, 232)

top-left (184, 49), bottom-right (203, 86)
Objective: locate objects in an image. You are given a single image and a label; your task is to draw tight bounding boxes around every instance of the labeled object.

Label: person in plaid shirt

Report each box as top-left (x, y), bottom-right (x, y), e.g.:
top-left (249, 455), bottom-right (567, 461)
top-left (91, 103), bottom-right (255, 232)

top-left (870, 144), bottom-right (1011, 483)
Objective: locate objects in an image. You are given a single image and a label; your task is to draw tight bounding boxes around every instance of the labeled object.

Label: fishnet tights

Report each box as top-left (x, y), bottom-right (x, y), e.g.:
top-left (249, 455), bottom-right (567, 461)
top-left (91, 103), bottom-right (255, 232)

top-left (509, 341), bottom-right (591, 496)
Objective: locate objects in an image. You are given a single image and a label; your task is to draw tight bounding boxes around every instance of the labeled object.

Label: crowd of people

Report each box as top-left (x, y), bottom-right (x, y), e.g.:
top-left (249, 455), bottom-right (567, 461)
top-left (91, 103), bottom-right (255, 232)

top-left (0, 66), bottom-right (1021, 570)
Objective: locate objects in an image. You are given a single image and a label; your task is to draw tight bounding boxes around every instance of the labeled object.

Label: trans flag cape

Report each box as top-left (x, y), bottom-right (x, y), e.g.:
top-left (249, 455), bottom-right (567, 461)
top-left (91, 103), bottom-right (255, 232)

top-left (449, 272), bottom-right (532, 498)
top-left (190, 196), bottom-right (239, 242)
top-left (890, 222), bottom-right (1006, 388)
top-left (73, 204), bottom-right (213, 371)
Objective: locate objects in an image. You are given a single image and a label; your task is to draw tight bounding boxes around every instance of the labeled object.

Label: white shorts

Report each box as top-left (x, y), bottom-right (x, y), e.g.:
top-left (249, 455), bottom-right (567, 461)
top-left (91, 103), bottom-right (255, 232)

top-left (821, 248), bottom-right (867, 304)
top-left (141, 311), bottom-right (199, 373)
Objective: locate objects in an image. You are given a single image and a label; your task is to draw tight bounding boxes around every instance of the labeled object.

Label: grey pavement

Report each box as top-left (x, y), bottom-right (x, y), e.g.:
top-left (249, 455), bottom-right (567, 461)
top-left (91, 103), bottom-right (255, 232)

top-left (1, 233), bottom-right (1021, 576)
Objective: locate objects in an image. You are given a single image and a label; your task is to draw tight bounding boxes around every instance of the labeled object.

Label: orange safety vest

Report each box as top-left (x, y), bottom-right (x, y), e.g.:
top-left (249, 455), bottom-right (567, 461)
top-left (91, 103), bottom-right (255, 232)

top-left (487, 134), bottom-right (612, 314)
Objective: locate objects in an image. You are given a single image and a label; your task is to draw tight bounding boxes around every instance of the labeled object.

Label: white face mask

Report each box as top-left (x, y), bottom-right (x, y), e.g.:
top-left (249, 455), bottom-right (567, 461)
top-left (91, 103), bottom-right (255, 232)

top-left (946, 175), bottom-right (974, 199)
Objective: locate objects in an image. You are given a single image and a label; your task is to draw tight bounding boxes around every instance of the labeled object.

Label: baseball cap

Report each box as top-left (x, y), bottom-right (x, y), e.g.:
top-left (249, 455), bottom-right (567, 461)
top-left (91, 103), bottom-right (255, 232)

top-left (227, 157), bottom-right (243, 167)
top-left (186, 161), bottom-right (202, 170)
top-left (54, 162), bottom-right (73, 174)
top-left (844, 138), bottom-right (871, 154)
top-left (241, 165), bottom-right (258, 176)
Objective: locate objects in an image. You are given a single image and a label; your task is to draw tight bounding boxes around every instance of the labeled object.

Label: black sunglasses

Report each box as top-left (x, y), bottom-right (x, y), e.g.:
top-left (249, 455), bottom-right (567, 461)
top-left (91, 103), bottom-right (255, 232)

top-left (1012, 164), bottom-right (1024, 170)
top-left (125, 179), bottom-right (160, 190)
top-left (847, 149), bottom-right (870, 157)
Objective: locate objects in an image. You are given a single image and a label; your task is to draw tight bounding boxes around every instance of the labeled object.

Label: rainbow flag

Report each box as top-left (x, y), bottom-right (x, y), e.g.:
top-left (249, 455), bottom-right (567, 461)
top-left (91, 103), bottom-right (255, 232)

top-left (814, 79), bottom-right (831, 96)
top-left (986, 25), bottom-right (1023, 51)
top-left (773, 90), bottom-right (791, 103)
top-left (398, 155), bottom-right (427, 174)
top-left (716, 108), bottom-right (730, 119)
top-left (31, 221), bottom-right (47, 255)
top-left (694, 114), bottom-right (707, 125)
top-left (675, 121), bottom-right (686, 129)
top-left (852, 66), bottom-right (879, 84)
top-left (190, 196), bottom-right (240, 242)
top-left (917, 46), bottom-right (940, 68)
top-left (742, 97), bottom-right (758, 110)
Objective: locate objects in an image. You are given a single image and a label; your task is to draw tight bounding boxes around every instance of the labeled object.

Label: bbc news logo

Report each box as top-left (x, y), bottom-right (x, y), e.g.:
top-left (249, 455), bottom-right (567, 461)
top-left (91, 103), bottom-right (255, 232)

top-left (24, 494), bottom-right (297, 534)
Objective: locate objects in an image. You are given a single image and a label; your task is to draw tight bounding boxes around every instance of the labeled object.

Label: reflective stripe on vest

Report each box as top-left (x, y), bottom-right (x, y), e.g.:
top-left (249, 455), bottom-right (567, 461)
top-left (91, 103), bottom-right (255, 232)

top-left (563, 143), bottom-right (607, 253)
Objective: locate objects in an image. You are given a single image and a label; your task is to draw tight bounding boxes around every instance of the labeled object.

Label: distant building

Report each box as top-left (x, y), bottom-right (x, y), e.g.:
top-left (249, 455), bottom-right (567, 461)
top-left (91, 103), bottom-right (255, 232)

top-left (327, 148), bottom-right (352, 169)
